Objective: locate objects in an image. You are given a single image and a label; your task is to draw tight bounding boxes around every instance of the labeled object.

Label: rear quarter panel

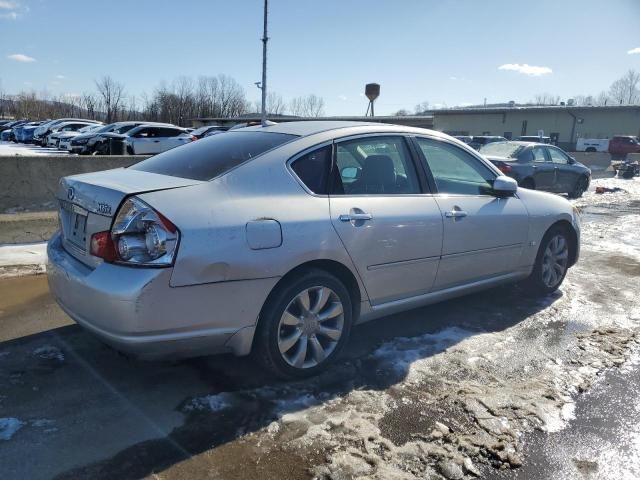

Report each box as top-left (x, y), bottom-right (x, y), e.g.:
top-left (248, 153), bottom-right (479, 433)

top-left (138, 138), bottom-right (366, 298)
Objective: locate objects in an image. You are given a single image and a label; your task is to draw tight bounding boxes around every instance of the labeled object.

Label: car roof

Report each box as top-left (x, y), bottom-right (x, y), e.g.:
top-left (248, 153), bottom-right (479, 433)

top-left (243, 120), bottom-right (381, 137)
top-left (488, 140), bottom-right (552, 147)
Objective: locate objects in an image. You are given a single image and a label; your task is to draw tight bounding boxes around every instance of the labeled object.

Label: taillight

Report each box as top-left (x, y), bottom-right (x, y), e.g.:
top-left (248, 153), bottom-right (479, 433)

top-left (498, 162), bottom-right (512, 174)
top-left (90, 231), bottom-right (119, 262)
top-left (97, 197), bottom-right (179, 267)
top-left (191, 135), bottom-right (197, 141)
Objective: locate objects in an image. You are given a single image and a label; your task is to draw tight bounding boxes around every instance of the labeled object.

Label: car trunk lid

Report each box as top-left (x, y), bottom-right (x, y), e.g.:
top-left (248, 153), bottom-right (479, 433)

top-left (56, 168), bottom-right (202, 268)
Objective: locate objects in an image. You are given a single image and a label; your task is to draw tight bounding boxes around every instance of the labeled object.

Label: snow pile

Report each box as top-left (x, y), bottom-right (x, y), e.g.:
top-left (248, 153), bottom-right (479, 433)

top-left (33, 345), bottom-right (64, 362)
top-left (0, 242), bottom-right (47, 278)
top-left (0, 417), bottom-right (24, 441)
top-left (0, 141), bottom-right (70, 157)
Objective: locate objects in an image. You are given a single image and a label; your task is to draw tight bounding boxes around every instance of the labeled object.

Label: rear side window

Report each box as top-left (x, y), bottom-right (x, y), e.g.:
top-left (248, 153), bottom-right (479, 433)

top-left (130, 131), bottom-right (297, 180)
top-left (290, 145), bottom-right (332, 194)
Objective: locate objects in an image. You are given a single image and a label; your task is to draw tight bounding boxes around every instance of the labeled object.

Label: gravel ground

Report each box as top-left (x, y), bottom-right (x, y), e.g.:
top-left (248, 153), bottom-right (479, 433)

top-left (0, 174), bottom-right (638, 479)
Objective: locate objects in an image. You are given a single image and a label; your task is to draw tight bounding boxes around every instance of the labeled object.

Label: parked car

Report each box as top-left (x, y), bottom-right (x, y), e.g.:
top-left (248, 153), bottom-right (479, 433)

top-left (3, 120), bottom-right (29, 141)
top-left (58, 124), bottom-right (103, 151)
top-left (46, 121), bottom-right (98, 147)
top-left (469, 135), bottom-right (507, 150)
top-left (0, 129), bottom-right (11, 141)
top-left (480, 141), bottom-right (591, 198)
top-left (84, 121), bottom-right (175, 155)
top-left (453, 135), bottom-right (473, 145)
top-left (16, 124), bottom-right (43, 144)
top-left (14, 121), bottom-right (44, 142)
top-left (191, 125), bottom-right (228, 139)
top-left (124, 125), bottom-right (193, 154)
top-left (47, 121), bottom-right (581, 378)
top-left (0, 119), bottom-right (28, 133)
top-left (576, 135), bottom-right (640, 159)
top-left (34, 118), bottom-right (102, 146)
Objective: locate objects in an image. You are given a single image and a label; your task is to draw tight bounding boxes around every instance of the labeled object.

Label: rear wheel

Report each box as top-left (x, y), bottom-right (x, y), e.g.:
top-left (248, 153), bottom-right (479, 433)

top-left (524, 226), bottom-right (571, 294)
top-left (568, 175), bottom-right (589, 199)
top-left (520, 178), bottom-right (535, 190)
top-left (585, 147), bottom-right (596, 153)
top-left (254, 269), bottom-right (353, 379)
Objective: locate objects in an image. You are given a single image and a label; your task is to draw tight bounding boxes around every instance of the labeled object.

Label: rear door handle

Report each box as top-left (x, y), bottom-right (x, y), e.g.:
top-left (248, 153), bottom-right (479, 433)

top-left (339, 209), bottom-right (372, 222)
top-left (444, 210), bottom-right (468, 218)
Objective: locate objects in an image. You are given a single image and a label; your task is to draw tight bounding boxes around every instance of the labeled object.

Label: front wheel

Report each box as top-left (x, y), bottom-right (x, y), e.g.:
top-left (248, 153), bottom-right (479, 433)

top-left (524, 227), bottom-right (571, 294)
top-left (254, 269), bottom-right (353, 379)
top-left (568, 176), bottom-right (589, 199)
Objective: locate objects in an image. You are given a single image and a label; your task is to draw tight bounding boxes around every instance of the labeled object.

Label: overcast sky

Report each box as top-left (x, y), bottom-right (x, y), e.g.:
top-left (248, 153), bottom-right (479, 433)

top-left (1, 0), bottom-right (639, 115)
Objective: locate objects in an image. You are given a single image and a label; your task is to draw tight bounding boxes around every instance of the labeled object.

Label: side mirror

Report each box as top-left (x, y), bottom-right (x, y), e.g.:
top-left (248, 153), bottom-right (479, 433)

top-left (568, 157), bottom-right (576, 165)
top-left (341, 166), bottom-right (360, 180)
top-left (493, 175), bottom-right (518, 196)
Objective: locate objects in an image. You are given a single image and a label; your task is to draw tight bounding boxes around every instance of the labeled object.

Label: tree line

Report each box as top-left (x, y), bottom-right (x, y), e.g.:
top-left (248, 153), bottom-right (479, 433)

top-left (393, 69), bottom-right (640, 115)
top-left (0, 75), bottom-right (325, 125)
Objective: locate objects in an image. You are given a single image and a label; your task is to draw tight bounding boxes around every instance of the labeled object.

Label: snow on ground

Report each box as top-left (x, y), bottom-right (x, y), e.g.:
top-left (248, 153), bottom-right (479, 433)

top-left (0, 141), bottom-right (71, 156)
top-left (0, 242), bottom-right (47, 278)
top-left (0, 418), bottom-right (24, 441)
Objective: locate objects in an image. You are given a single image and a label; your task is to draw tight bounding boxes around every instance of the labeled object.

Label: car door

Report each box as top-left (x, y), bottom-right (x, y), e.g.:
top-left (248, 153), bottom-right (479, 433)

top-left (130, 127), bottom-right (156, 154)
top-left (158, 128), bottom-right (191, 152)
top-left (413, 136), bottom-right (529, 290)
top-left (546, 146), bottom-right (575, 193)
top-left (328, 135), bottom-right (443, 305)
top-left (530, 146), bottom-right (557, 191)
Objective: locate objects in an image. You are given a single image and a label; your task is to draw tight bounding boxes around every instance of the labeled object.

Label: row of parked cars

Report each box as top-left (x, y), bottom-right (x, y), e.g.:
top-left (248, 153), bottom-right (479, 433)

top-left (0, 118), bottom-right (228, 155)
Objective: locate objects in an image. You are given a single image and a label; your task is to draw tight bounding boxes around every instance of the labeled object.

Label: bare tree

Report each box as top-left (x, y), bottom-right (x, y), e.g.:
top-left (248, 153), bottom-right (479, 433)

top-left (95, 75), bottom-right (125, 123)
top-left (289, 94), bottom-right (325, 117)
top-left (414, 101), bottom-right (430, 114)
top-left (609, 69), bottom-right (640, 105)
top-left (394, 109), bottom-right (410, 116)
top-left (533, 93), bottom-right (561, 105)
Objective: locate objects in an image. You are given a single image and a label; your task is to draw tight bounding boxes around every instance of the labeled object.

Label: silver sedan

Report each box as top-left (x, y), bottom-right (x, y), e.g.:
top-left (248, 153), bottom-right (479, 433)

top-left (47, 121), bottom-right (581, 378)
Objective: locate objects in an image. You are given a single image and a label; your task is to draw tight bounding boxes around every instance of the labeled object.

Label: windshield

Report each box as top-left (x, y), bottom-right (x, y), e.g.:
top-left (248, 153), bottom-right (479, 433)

top-left (479, 142), bottom-right (525, 158)
top-left (130, 131), bottom-right (297, 180)
top-left (114, 124), bottom-right (137, 134)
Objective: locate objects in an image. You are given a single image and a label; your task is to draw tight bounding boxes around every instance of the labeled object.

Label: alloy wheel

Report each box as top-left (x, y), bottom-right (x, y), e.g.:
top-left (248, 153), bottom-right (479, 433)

top-left (277, 286), bottom-right (344, 369)
top-left (541, 234), bottom-right (569, 288)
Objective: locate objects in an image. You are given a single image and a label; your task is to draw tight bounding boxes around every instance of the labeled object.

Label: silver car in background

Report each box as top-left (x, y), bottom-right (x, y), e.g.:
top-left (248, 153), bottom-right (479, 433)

top-left (47, 122), bottom-right (581, 378)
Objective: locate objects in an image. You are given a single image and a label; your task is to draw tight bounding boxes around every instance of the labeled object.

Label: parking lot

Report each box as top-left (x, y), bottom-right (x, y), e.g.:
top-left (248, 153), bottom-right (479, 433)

top-left (0, 172), bottom-right (638, 479)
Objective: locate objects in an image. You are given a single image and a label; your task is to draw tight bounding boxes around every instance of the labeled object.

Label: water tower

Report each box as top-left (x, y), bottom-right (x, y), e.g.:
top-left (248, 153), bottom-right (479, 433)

top-left (365, 83), bottom-right (380, 117)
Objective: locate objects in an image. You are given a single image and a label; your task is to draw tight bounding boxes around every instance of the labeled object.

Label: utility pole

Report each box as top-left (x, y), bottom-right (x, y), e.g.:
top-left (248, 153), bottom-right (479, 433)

top-left (260, 0), bottom-right (269, 127)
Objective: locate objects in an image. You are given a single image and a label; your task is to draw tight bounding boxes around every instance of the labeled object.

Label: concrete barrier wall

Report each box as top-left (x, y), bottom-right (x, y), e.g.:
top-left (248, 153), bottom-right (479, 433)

top-left (0, 155), bottom-right (149, 212)
top-left (569, 152), bottom-right (611, 170)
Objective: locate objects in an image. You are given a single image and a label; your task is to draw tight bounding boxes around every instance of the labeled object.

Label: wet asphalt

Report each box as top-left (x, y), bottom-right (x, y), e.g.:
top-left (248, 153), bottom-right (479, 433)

top-left (0, 172), bottom-right (639, 479)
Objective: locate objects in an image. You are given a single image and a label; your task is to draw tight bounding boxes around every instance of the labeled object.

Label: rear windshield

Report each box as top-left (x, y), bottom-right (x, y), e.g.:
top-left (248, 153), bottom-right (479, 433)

top-left (130, 131), bottom-right (297, 180)
top-left (479, 142), bottom-right (524, 158)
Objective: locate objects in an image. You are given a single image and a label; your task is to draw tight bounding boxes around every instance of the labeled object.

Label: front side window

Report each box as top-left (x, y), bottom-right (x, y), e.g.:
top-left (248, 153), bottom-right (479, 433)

top-left (532, 147), bottom-right (547, 162)
top-left (547, 147), bottom-right (569, 164)
top-left (290, 145), bottom-right (332, 194)
top-left (416, 137), bottom-right (495, 195)
top-left (332, 136), bottom-right (420, 195)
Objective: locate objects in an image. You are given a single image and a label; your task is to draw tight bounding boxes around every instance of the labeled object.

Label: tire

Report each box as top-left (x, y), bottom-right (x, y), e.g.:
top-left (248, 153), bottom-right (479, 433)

top-left (520, 178), bottom-right (535, 190)
top-left (524, 226), bottom-right (571, 295)
top-left (568, 175), bottom-right (589, 199)
top-left (585, 147), bottom-right (596, 153)
top-left (127, 145), bottom-right (135, 155)
top-left (254, 269), bottom-right (353, 379)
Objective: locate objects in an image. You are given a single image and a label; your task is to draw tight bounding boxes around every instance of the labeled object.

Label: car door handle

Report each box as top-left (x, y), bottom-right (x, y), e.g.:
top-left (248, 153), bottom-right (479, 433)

top-left (339, 211), bottom-right (372, 222)
top-left (444, 210), bottom-right (468, 218)
top-left (153, 140), bottom-right (160, 143)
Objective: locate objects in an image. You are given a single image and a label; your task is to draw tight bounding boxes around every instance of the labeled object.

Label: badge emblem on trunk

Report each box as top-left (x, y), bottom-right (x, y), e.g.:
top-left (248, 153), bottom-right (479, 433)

top-left (67, 187), bottom-right (75, 200)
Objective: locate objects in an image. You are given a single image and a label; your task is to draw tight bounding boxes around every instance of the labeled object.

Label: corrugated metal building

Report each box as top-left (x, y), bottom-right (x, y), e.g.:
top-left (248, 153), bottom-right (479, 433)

top-left (433, 105), bottom-right (640, 150)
